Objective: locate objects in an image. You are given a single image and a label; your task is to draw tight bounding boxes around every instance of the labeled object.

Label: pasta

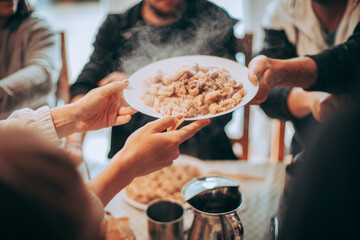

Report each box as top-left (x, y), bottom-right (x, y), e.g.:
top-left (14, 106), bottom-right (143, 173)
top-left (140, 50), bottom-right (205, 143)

top-left (125, 164), bottom-right (201, 204)
top-left (141, 64), bottom-right (245, 118)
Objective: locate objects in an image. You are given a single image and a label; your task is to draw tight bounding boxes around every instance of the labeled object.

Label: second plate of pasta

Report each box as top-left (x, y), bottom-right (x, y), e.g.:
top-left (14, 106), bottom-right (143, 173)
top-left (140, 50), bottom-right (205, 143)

top-left (124, 55), bottom-right (258, 120)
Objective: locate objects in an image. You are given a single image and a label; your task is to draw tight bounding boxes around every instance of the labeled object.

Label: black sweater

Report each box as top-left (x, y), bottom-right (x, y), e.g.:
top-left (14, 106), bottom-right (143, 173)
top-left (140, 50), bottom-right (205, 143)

top-left (70, 0), bottom-right (239, 159)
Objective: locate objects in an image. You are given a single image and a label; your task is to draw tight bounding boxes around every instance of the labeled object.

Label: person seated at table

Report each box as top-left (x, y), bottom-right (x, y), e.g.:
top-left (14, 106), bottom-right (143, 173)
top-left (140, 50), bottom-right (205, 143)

top-left (66, 0), bottom-right (239, 163)
top-left (258, 0), bottom-right (360, 156)
top-left (0, 81), bottom-right (209, 240)
top-left (0, 0), bottom-right (61, 119)
top-left (248, 21), bottom-right (360, 239)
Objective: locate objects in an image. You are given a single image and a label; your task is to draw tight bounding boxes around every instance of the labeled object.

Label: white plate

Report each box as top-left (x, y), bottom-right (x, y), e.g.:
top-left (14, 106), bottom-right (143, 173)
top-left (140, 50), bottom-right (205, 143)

top-left (120, 190), bottom-right (147, 211)
top-left (121, 155), bottom-right (205, 211)
top-left (124, 55), bottom-right (258, 120)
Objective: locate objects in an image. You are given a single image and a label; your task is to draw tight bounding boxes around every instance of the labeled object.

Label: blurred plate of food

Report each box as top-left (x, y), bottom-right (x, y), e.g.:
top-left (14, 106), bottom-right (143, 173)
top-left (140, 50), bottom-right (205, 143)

top-left (121, 155), bottom-right (205, 211)
top-left (123, 55), bottom-right (258, 121)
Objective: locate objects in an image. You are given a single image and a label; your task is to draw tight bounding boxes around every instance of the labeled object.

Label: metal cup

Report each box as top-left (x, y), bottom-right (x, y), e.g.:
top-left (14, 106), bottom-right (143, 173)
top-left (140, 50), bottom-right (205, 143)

top-left (146, 200), bottom-right (184, 240)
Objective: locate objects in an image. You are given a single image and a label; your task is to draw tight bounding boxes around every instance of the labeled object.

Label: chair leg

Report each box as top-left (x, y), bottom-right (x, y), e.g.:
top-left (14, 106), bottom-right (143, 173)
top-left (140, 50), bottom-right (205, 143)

top-left (270, 120), bottom-right (286, 162)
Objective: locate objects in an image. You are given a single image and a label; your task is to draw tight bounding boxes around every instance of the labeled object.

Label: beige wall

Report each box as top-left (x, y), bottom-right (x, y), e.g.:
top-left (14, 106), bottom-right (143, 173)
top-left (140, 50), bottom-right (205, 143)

top-left (107, 0), bottom-right (140, 13)
top-left (242, 0), bottom-right (273, 53)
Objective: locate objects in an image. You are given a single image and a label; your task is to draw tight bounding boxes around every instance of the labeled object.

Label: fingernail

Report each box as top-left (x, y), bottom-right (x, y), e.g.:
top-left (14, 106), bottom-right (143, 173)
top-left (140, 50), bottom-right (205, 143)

top-left (176, 115), bottom-right (184, 119)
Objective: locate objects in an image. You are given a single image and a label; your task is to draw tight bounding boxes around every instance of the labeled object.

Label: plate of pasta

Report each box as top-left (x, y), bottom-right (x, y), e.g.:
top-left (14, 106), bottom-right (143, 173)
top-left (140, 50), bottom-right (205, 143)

top-left (124, 55), bottom-right (258, 120)
top-left (121, 155), bottom-right (205, 210)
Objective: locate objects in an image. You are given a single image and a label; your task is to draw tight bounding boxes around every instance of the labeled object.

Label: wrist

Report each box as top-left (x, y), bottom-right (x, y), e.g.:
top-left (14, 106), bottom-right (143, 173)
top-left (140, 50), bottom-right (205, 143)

top-left (271, 57), bottom-right (317, 89)
top-left (111, 149), bottom-right (138, 181)
top-left (50, 104), bottom-right (78, 138)
top-left (67, 94), bottom-right (87, 133)
top-left (88, 150), bottom-right (136, 206)
top-left (266, 58), bottom-right (284, 88)
top-left (67, 102), bottom-right (84, 132)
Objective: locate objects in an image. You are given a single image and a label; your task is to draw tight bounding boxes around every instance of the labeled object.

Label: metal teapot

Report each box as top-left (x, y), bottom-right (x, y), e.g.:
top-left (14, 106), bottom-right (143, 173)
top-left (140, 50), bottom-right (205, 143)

top-left (182, 175), bottom-right (244, 240)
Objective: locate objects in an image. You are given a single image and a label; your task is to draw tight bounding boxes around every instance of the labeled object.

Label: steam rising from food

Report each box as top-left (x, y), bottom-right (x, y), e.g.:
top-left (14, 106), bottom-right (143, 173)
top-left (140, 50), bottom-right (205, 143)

top-left (118, 4), bottom-right (236, 75)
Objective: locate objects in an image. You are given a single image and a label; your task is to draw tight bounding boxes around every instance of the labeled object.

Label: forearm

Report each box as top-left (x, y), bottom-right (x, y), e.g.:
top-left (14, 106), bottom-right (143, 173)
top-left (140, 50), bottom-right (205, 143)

top-left (86, 150), bottom-right (136, 206)
top-left (269, 57), bottom-right (318, 89)
top-left (0, 65), bottom-right (52, 112)
top-left (64, 95), bottom-right (87, 144)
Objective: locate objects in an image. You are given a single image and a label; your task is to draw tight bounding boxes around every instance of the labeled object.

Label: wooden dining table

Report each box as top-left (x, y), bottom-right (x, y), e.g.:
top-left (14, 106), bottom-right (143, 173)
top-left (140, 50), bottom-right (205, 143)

top-left (105, 156), bottom-right (286, 240)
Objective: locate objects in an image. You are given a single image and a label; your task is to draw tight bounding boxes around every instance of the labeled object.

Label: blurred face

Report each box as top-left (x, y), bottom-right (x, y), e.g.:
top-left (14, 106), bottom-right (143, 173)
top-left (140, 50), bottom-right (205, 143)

top-left (0, 128), bottom-right (104, 240)
top-left (143, 0), bottom-right (184, 18)
top-left (0, 0), bottom-right (18, 17)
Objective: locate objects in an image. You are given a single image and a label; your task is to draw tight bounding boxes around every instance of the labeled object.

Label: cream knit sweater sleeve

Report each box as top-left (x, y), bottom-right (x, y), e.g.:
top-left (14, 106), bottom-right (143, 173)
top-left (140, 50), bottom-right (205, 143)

top-left (0, 106), bottom-right (61, 145)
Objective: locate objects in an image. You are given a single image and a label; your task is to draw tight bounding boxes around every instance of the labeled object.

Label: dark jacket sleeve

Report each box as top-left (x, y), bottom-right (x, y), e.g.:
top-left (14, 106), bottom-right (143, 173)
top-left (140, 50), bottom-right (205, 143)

top-left (259, 87), bottom-right (294, 121)
top-left (70, 15), bottom-right (122, 99)
top-left (258, 29), bottom-right (298, 121)
top-left (259, 29), bottom-right (298, 59)
top-left (307, 22), bottom-right (360, 95)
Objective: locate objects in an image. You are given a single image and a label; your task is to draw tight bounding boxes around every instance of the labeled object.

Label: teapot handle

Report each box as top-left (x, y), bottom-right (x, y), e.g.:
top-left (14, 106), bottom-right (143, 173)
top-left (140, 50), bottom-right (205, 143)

top-left (225, 212), bottom-right (244, 240)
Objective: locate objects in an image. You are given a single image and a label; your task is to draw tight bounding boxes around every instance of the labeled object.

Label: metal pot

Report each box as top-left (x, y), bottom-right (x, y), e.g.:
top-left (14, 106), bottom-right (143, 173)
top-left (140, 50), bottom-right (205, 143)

top-left (182, 175), bottom-right (244, 240)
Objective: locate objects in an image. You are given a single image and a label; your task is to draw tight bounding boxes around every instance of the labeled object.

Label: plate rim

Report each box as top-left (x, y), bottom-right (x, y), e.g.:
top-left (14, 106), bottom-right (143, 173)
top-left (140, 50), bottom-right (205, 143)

top-left (123, 55), bottom-right (259, 121)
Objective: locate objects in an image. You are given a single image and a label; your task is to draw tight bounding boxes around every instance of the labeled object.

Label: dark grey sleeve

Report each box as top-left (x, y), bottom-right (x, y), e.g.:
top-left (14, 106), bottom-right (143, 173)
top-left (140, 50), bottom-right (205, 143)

top-left (260, 87), bottom-right (296, 121)
top-left (307, 22), bottom-right (360, 94)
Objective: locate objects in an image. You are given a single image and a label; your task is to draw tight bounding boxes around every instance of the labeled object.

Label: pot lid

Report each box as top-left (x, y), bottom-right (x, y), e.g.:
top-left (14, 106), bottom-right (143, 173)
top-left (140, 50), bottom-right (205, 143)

top-left (181, 175), bottom-right (239, 202)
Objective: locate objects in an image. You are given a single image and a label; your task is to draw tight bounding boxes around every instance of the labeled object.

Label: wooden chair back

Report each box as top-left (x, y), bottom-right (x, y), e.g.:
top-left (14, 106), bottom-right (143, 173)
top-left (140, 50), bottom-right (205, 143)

top-left (230, 32), bottom-right (287, 161)
top-left (228, 32), bottom-right (254, 160)
top-left (236, 33), bottom-right (253, 67)
top-left (55, 31), bottom-right (70, 105)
